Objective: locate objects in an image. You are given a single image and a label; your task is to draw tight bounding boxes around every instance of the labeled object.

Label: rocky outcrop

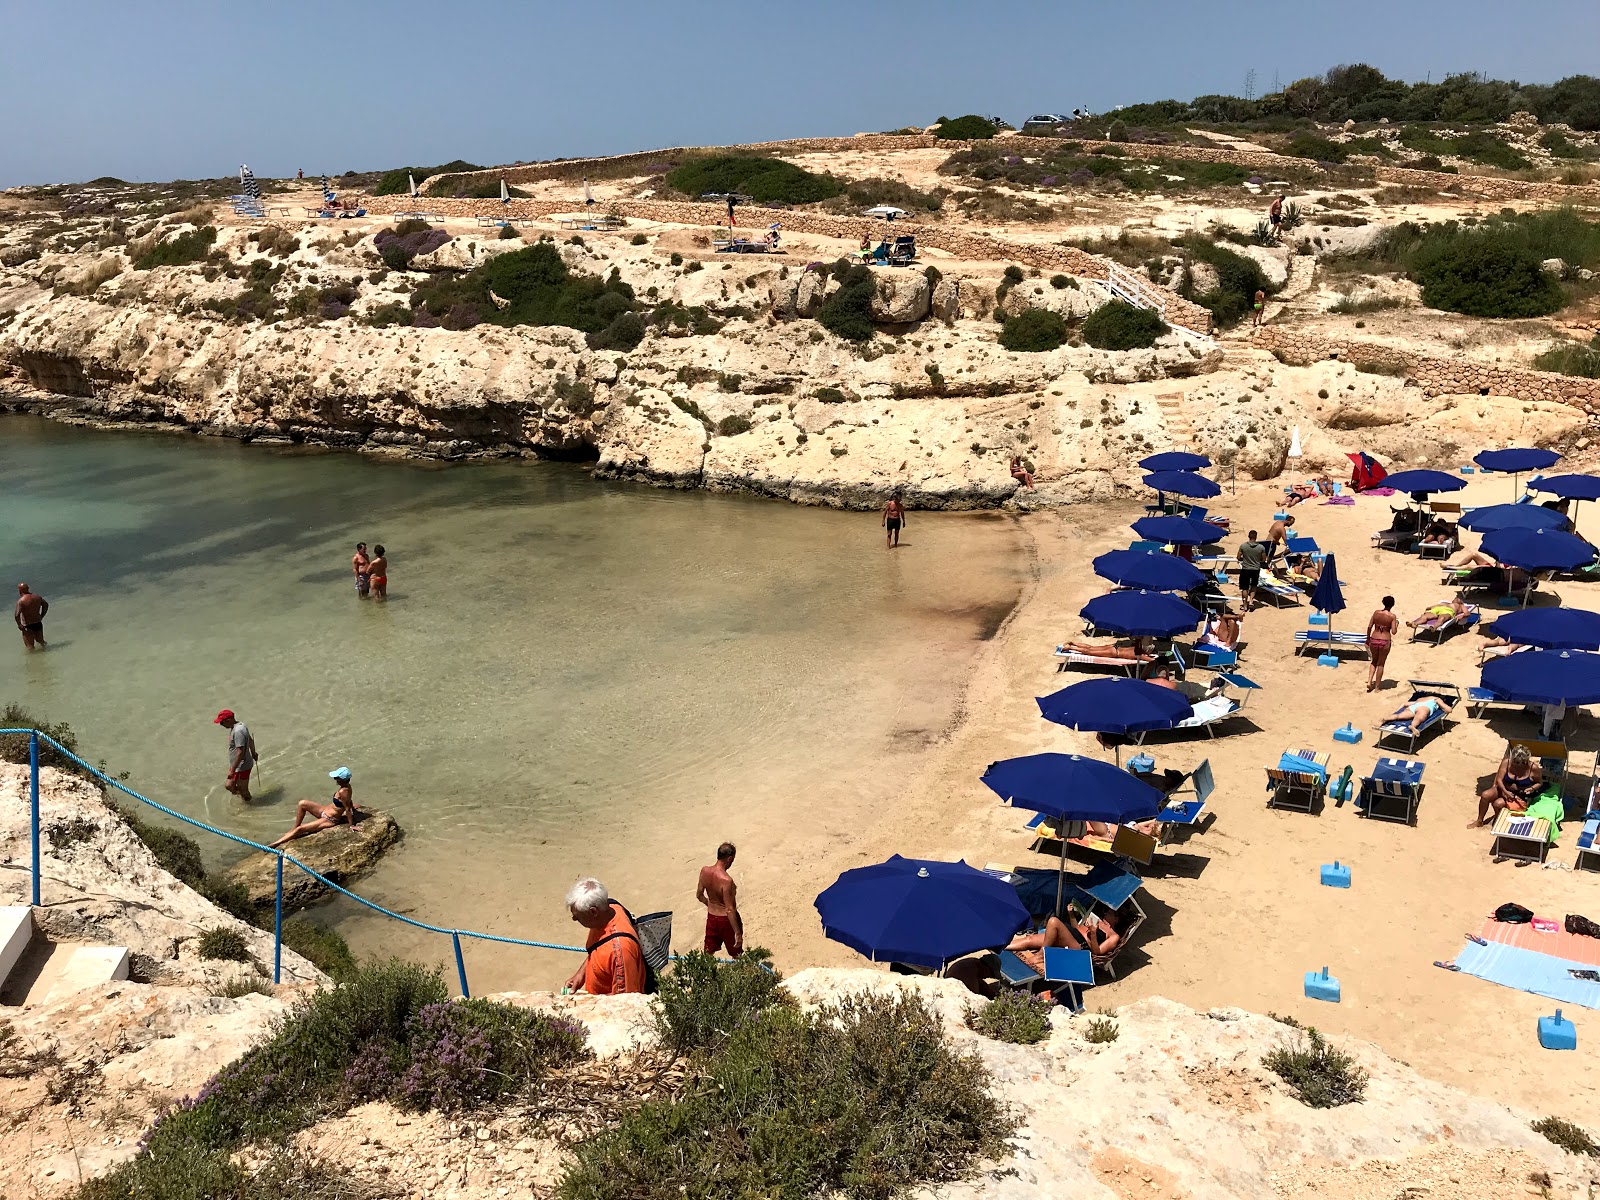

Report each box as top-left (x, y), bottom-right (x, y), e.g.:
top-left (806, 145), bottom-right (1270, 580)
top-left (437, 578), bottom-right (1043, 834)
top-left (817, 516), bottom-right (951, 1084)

top-left (867, 267), bottom-right (932, 323)
top-left (224, 809), bottom-right (403, 911)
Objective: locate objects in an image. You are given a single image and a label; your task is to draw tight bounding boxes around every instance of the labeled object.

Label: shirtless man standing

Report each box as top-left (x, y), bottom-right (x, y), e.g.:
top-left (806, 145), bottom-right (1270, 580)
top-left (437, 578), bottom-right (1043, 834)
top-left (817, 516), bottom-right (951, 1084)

top-left (1266, 514), bottom-right (1295, 562)
top-left (696, 842), bottom-right (743, 958)
top-left (14, 584), bottom-right (47, 651)
top-left (882, 496), bottom-right (906, 549)
top-left (352, 542), bottom-right (371, 600)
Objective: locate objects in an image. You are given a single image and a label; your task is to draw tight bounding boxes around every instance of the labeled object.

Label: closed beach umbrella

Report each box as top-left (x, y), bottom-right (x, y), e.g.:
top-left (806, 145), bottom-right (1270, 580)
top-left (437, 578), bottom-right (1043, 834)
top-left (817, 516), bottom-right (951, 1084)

top-left (1481, 649), bottom-right (1600, 708)
top-left (1457, 504), bottom-right (1567, 534)
top-left (982, 752), bottom-right (1165, 912)
top-left (1139, 451), bottom-right (1211, 472)
top-left (1092, 549), bottom-right (1205, 592)
top-left (1481, 528), bottom-right (1595, 574)
top-left (1131, 515), bottom-right (1228, 546)
top-left (1143, 470), bottom-right (1221, 500)
top-left (1488, 607), bottom-right (1600, 651)
top-left (499, 178), bottom-right (509, 206)
top-left (1372, 469), bottom-right (1466, 496)
top-left (1475, 447), bottom-right (1562, 500)
top-left (1309, 551), bottom-right (1345, 648)
top-left (408, 173), bottom-right (417, 198)
top-left (814, 855), bottom-right (1029, 970)
top-left (1037, 678), bottom-right (1194, 734)
top-left (1081, 590), bottom-right (1202, 638)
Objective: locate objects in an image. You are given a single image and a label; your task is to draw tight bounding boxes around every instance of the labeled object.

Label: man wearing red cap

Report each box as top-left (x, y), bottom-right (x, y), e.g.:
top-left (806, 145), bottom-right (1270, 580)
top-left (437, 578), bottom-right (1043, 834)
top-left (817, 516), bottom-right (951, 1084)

top-left (214, 710), bottom-right (257, 801)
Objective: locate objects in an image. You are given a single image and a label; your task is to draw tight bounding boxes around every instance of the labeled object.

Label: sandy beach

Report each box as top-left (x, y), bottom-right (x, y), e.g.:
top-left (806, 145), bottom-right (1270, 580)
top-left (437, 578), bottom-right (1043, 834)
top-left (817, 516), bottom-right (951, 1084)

top-left (734, 470), bottom-right (1600, 1117)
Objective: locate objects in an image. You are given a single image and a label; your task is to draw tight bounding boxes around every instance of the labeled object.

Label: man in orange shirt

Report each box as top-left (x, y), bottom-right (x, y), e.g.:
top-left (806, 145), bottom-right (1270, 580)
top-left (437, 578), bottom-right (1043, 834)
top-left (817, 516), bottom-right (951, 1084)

top-left (562, 877), bottom-right (645, 995)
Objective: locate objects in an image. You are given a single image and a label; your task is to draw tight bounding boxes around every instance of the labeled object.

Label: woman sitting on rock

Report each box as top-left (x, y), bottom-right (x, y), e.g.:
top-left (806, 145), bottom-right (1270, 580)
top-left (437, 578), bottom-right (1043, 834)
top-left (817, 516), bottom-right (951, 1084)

top-left (270, 766), bottom-right (360, 849)
top-left (1010, 455), bottom-right (1036, 491)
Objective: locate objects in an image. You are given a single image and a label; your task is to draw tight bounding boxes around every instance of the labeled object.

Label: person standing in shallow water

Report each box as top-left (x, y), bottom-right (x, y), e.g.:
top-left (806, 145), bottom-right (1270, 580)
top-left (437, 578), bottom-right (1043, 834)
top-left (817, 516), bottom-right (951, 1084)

top-left (352, 542), bottom-right (371, 600)
top-left (14, 583), bottom-right (47, 650)
top-left (368, 544), bottom-right (388, 602)
top-left (214, 709), bottom-right (257, 802)
top-left (697, 842), bottom-right (743, 958)
top-left (882, 496), bottom-right (906, 549)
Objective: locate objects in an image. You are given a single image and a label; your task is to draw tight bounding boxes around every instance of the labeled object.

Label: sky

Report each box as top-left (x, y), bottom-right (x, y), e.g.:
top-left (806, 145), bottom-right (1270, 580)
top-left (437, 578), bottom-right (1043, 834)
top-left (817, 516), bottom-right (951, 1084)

top-left (2, 0), bottom-right (1597, 189)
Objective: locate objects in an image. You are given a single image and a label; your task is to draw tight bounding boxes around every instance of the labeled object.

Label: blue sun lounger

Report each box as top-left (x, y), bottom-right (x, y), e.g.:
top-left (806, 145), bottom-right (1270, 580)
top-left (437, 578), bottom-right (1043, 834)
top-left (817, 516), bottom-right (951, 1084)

top-left (1376, 680), bottom-right (1461, 753)
top-left (1256, 571), bottom-right (1304, 608)
top-left (1410, 604), bottom-right (1479, 644)
top-left (997, 947), bottom-right (1095, 1011)
top-left (1294, 629), bottom-right (1368, 657)
top-left (1356, 757), bottom-right (1425, 825)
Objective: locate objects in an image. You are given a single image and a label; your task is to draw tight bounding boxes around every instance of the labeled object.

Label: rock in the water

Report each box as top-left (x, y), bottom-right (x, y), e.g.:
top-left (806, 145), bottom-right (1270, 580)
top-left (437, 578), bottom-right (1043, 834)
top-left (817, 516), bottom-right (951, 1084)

top-left (226, 809), bottom-right (402, 910)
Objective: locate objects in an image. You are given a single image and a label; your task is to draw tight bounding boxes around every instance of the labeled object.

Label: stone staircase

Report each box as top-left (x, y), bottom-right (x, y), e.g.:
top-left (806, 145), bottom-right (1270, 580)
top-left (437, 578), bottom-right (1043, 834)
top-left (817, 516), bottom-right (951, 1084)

top-left (1152, 391), bottom-right (1195, 451)
top-left (0, 906), bottom-right (128, 1007)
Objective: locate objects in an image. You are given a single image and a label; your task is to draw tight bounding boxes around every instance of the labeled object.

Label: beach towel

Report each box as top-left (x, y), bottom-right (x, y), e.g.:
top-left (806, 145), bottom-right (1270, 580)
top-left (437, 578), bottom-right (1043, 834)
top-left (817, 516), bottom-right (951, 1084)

top-left (1278, 752), bottom-right (1327, 780)
top-left (1321, 496), bottom-right (1356, 506)
top-left (1526, 791), bottom-right (1565, 843)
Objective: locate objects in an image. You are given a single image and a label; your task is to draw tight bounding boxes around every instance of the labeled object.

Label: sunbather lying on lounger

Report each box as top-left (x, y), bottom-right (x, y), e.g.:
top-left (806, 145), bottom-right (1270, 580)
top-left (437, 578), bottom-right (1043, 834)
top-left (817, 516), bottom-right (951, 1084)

top-left (1473, 744), bottom-right (1542, 828)
top-left (1420, 518), bottom-right (1455, 546)
top-left (1385, 694), bottom-right (1456, 734)
top-left (1281, 553), bottom-right (1321, 584)
top-left (1005, 910), bottom-right (1122, 967)
top-left (1477, 637), bottom-right (1533, 663)
top-left (1198, 611), bottom-right (1242, 652)
top-left (1056, 639), bottom-right (1156, 661)
top-left (1285, 476), bottom-right (1335, 506)
top-left (1406, 596), bottom-right (1470, 631)
top-left (1444, 549), bottom-right (1498, 569)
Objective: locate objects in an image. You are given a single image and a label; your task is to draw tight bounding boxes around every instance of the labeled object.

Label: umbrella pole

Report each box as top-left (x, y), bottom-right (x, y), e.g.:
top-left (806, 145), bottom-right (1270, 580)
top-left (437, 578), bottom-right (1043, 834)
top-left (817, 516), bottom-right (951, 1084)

top-left (1054, 833), bottom-right (1067, 918)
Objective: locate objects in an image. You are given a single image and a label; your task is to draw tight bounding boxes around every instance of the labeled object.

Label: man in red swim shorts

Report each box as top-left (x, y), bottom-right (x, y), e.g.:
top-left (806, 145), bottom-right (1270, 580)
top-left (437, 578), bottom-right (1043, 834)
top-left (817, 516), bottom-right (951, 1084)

top-left (214, 709), bottom-right (257, 802)
top-left (696, 841), bottom-right (743, 957)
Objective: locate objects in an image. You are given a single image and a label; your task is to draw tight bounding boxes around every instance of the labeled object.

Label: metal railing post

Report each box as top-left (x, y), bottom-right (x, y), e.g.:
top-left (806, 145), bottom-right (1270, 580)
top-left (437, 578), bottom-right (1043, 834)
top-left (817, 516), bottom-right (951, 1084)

top-left (451, 932), bottom-right (470, 998)
top-left (273, 853), bottom-right (284, 984)
top-left (29, 732), bottom-right (40, 907)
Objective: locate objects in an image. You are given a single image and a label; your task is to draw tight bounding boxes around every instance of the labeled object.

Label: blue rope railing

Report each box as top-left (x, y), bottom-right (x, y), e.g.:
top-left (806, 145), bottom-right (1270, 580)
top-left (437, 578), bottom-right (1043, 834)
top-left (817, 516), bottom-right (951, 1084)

top-left (7, 729), bottom-right (590, 995)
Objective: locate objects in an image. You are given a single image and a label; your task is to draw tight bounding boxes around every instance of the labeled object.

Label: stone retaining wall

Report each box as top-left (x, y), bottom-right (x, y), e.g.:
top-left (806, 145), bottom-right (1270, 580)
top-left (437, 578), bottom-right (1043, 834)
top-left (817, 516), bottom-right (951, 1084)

top-left (359, 193), bottom-right (1215, 333)
top-left (1255, 326), bottom-right (1600, 408)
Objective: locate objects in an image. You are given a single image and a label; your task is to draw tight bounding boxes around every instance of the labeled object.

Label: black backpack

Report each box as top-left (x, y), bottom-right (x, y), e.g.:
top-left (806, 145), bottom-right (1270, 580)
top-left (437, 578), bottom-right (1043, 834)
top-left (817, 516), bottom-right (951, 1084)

top-left (586, 903), bottom-right (671, 994)
top-left (1494, 902), bottom-right (1535, 924)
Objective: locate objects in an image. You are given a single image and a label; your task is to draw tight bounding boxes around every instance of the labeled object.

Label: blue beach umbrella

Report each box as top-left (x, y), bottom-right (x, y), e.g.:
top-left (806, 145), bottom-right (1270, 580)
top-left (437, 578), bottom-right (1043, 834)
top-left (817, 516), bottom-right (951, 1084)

top-left (1457, 504), bottom-right (1567, 534)
top-left (1307, 551), bottom-right (1346, 649)
top-left (981, 752), bottom-right (1165, 912)
top-left (1131, 515), bottom-right (1228, 546)
top-left (1475, 447), bottom-right (1562, 500)
top-left (1092, 549), bottom-right (1205, 592)
top-left (1530, 474), bottom-right (1600, 502)
top-left (1481, 528), bottom-right (1596, 573)
top-left (1038, 677), bottom-right (1193, 734)
top-left (1488, 607), bottom-right (1600, 651)
top-left (1081, 590), bottom-right (1202, 638)
top-left (1373, 469), bottom-right (1467, 497)
top-left (1481, 649), bottom-right (1600, 708)
top-left (1143, 470), bottom-right (1222, 500)
top-left (1140, 451), bottom-right (1211, 472)
top-left (814, 855), bottom-right (1030, 970)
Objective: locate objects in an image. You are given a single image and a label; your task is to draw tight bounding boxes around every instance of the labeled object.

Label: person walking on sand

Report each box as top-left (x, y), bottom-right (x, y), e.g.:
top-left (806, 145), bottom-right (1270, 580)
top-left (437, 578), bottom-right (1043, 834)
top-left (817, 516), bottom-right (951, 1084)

top-left (270, 767), bottom-right (360, 848)
top-left (882, 496), bottom-right (906, 548)
top-left (1235, 531), bottom-right (1265, 612)
top-left (352, 542), bottom-right (371, 600)
top-left (696, 842), bottom-right (743, 958)
top-left (1252, 289), bottom-right (1266, 327)
top-left (1366, 595), bottom-right (1399, 692)
top-left (14, 583), bottom-right (48, 651)
top-left (214, 709), bottom-right (257, 802)
top-left (1268, 193), bottom-right (1284, 240)
top-left (368, 544), bottom-right (388, 602)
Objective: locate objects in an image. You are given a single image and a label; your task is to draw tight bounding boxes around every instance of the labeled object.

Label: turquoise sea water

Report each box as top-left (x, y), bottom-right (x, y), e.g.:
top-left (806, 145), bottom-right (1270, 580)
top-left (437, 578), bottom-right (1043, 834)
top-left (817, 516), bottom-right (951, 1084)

top-left (1, 417), bottom-right (1024, 989)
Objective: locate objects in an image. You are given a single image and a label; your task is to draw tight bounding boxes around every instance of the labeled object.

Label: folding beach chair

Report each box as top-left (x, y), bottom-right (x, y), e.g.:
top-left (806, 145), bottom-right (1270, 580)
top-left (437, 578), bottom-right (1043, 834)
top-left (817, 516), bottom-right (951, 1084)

top-left (1356, 757), bottom-right (1425, 825)
top-left (996, 947), bottom-right (1096, 1011)
top-left (1060, 864), bottom-right (1146, 980)
top-left (1375, 681), bottom-right (1462, 752)
top-left (1266, 747), bottom-right (1329, 813)
top-left (1255, 571), bottom-right (1304, 608)
top-left (1409, 604), bottom-right (1479, 644)
top-left (1415, 530), bottom-right (1459, 560)
top-left (1507, 737), bottom-right (1570, 806)
top-left (1293, 629), bottom-right (1369, 657)
top-left (1136, 675), bottom-right (1257, 742)
top-left (1155, 758), bottom-right (1214, 844)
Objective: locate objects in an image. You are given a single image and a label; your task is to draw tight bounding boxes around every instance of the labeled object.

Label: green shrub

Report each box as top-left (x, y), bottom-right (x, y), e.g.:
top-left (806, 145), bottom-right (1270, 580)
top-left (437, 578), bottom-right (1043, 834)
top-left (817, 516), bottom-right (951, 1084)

top-left (248, 227), bottom-right (300, 258)
top-left (1083, 1016), bottom-right (1120, 1044)
top-left (715, 415), bottom-right (752, 437)
top-left (558, 991), bottom-right (1013, 1200)
top-left (408, 242), bottom-right (641, 336)
top-left (1285, 133), bottom-right (1347, 163)
top-left (653, 950), bottom-right (787, 1055)
top-left (814, 386), bottom-right (847, 403)
top-left (133, 225), bottom-right (216, 270)
top-left (1329, 293), bottom-right (1403, 314)
top-left (373, 161), bottom-right (483, 195)
top-left (364, 301), bottom-right (413, 328)
top-left (1452, 131), bottom-right (1530, 170)
top-left (1263, 1027), bottom-right (1368, 1108)
top-left (935, 114), bottom-right (1000, 140)
top-left (280, 918), bottom-right (357, 981)
top-left (845, 177), bottom-right (947, 212)
top-left (630, 232), bottom-right (648, 245)
top-left (1533, 1116), bottom-right (1600, 1157)
top-left (1107, 119), bottom-right (1129, 143)
top-left (999, 308), bottom-right (1068, 352)
top-left (665, 155), bottom-right (843, 204)
top-left (1413, 235), bottom-right (1563, 317)
top-left (1176, 235), bottom-right (1273, 327)
top-left (966, 990), bottom-right (1052, 1044)
top-left (497, 223), bottom-right (520, 240)
top-left (1541, 130), bottom-right (1589, 160)
top-left (0, 703), bottom-right (110, 782)
top-left (1082, 301), bottom-right (1166, 349)
top-left (1534, 335), bottom-right (1600, 378)
top-left (1049, 273), bottom-right (1074, 289)
top-left (197, 928), bottom-right (252, 963)
top-left (817, 263), bottom-right (877, 342)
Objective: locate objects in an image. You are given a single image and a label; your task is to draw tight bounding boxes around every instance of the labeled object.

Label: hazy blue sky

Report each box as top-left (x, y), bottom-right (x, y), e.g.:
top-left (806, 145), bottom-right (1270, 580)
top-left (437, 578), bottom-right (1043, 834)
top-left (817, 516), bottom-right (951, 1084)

top-left (3, 0), bottom-right (1596, 188)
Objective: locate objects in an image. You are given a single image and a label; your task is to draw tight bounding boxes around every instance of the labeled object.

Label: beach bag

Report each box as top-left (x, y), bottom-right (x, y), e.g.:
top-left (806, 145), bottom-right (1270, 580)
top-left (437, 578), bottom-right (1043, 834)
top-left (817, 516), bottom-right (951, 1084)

top-left (1566, 913), bottom-right (1600, 938)
top-left (1494, 902), bottom-right (1535, 924)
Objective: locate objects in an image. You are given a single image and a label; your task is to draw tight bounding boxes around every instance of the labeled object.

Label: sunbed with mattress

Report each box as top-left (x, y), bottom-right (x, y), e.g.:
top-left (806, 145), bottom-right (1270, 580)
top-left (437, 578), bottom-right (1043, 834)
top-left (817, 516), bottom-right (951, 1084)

top-left (1375, 680), bottom-right (1462, 752)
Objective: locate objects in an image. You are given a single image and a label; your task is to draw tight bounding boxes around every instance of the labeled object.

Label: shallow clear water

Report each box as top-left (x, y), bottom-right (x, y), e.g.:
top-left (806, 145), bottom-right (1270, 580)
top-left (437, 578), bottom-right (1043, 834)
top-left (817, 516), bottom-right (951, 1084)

top-left (1, 417), bottom-right (1024, 990)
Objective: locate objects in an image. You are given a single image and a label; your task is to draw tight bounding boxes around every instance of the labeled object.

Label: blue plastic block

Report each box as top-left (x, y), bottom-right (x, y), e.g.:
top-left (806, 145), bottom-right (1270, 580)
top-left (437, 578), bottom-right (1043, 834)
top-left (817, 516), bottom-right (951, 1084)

top-left (1460, 466), bottom-right (1476, 474)
top-left (1333, 724), bottom-right (1363, 744)
top-left (1308, 613), bottom-right (1329, 626)
top-left (1320, 861), bottom-right (1352, 888)
top-left (1274, 511), bottom-right (1288, 521)
top-left (1304, 966), bottom-right (1342, 1002)
top-left (1539, 1009), bottom-right (1577, 1050)
top-left (1495, 595), bottom-right (1520, 608)
top-left (1317, 654), bottom-right (1339, 667)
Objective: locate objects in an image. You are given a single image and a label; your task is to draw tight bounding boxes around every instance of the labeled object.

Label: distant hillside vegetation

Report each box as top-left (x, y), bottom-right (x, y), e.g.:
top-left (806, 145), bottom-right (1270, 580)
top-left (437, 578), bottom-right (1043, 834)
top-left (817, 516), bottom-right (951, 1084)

top-left (664, 155), bottom-right (843, 205)
top-left (373, 161), bottom-right (485, 195)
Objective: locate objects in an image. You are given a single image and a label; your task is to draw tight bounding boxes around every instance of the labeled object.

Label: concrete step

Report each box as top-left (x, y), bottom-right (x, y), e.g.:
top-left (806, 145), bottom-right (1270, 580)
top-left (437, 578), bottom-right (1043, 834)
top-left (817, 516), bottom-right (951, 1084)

top-left (1, 937), bottom-right (129, 1007)
top-left (42, 946), bottom-right (129, 1005)
top-left (0, 906), bottom-right (32, 996)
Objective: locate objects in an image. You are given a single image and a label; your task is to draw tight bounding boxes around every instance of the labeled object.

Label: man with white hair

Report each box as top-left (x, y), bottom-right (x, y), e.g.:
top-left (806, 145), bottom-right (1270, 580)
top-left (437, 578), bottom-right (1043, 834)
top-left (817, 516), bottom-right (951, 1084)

top-left (562, 877), bottom-right (645, 995)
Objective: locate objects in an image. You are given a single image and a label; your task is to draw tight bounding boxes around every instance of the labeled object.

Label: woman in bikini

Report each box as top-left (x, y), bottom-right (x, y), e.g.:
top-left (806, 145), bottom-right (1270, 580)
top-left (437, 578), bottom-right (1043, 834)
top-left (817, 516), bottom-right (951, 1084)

top-left (1056, 637), bottom-right (1156, 662)
top-left (1366, 595), bottom-right (1398, 692)
top-left (1010, 456), bottom-right (1036, 491)
top-left (1474, 745), bottom-right (1542, 828)
top-left (1407, 596), bottom-right (1467, 632)
top-left (1005, 909), bottom-right (1123, 970)
top-left (270, 767), bottom-right (360, 848)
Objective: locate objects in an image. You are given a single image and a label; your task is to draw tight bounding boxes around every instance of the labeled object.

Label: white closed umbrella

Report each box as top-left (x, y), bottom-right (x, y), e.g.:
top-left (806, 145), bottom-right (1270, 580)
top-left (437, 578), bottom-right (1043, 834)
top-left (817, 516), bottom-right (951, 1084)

top-left (584, 177), bottom-right (593, 205)
top-left (1288, 425), bottom-right (1302, 459)
top-left (500, 178), bottom-right (509, 206)
top-left (408, 173), bottom-right (417, 198)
